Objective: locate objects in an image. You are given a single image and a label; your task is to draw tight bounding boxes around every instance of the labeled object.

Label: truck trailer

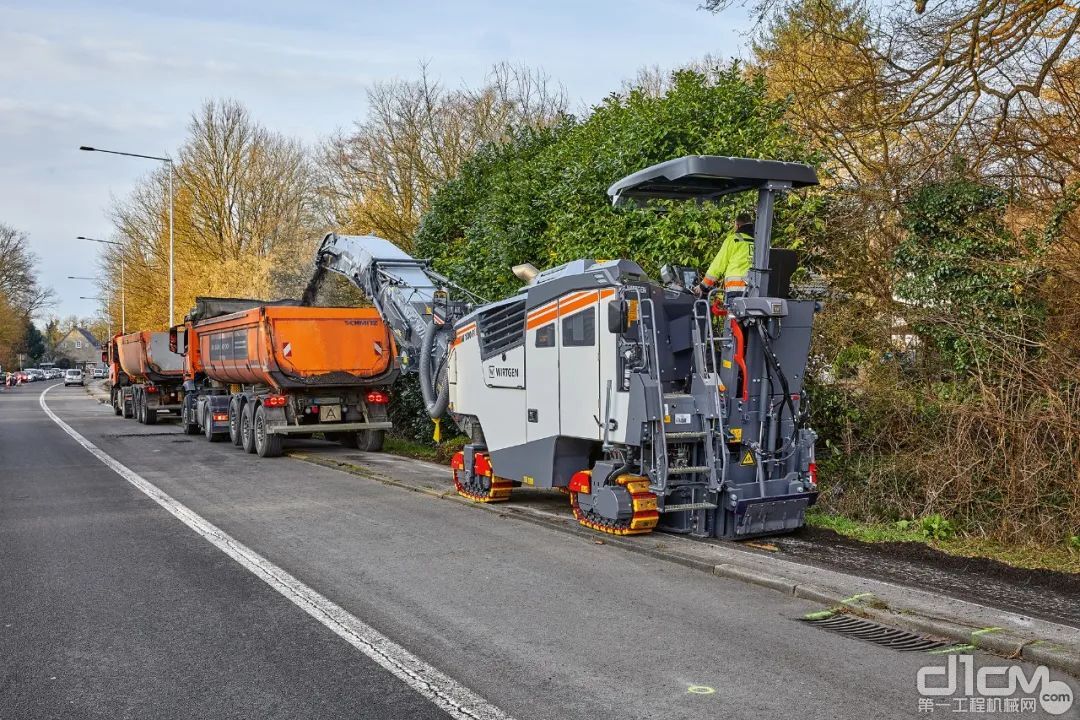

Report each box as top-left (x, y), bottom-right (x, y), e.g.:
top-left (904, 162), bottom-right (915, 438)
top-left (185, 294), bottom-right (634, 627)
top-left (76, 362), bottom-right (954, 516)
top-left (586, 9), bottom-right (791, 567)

top-left (113, 330), bottom-right (185, 424)
top-left (172, 298), bottom-right (398, 458)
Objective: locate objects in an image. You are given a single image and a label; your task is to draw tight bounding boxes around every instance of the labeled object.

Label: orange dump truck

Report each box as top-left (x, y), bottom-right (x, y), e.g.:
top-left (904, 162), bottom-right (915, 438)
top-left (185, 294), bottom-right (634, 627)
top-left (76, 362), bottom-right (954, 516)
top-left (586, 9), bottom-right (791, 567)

top-left (112, 330), bottom-right (185, 423)
top-left (172, 297), bottom-right (397, 457)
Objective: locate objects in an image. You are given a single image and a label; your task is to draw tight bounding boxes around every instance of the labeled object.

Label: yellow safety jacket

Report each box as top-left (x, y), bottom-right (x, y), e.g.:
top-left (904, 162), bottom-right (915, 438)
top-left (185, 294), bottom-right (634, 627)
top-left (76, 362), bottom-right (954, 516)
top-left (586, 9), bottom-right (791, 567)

top-left (702, 230), bottom-right (753, 293)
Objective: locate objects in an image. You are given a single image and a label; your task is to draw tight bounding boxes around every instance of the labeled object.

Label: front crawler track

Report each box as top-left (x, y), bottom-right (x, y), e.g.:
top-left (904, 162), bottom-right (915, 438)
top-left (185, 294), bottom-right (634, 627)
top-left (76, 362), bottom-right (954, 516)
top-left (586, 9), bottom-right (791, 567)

top-left (451, 450), bottom-right (513, 502)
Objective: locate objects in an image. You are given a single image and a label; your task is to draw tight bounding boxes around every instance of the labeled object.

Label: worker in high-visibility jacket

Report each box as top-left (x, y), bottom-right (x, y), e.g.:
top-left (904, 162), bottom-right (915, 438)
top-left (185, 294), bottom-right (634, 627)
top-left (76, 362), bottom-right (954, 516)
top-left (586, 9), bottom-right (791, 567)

top-left (693, 213), bottom-right (755, 302)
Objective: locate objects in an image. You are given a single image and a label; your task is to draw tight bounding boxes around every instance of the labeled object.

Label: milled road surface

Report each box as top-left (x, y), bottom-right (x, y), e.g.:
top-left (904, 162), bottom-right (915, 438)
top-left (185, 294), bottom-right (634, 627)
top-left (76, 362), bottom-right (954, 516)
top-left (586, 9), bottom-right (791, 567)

top-left (0, 383), bottom-right (1066, 719)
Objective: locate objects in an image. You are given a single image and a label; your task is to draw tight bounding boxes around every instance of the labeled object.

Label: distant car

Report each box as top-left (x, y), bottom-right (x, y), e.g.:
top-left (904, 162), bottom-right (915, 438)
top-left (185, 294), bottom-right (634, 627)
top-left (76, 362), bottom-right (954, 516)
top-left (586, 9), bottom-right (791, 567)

top-left (24, 368), bottom-right (42, 381)
top-left (63, 369), bottom-right (84, 387)
top-left (92, 367), bottom-right (107, 379)
top-left (46, 368), bottom-right (63, 379)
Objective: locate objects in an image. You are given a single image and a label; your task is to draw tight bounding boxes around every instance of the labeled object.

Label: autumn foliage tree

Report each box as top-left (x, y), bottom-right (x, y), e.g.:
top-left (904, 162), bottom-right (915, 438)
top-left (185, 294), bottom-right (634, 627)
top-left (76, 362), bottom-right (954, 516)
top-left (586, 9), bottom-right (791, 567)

top-left (106, 100), bottom-right (319, 330)
top-left (0, 224), bottom-right (52, 368)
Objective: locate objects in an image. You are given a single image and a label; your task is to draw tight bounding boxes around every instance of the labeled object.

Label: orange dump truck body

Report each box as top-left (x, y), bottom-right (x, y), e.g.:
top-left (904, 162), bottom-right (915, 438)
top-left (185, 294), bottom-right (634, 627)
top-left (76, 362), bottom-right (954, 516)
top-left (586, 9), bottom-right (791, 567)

top-left (117, 331), bottom-right (184, 385)
top-left (191, 305), bottom-right (396, 390)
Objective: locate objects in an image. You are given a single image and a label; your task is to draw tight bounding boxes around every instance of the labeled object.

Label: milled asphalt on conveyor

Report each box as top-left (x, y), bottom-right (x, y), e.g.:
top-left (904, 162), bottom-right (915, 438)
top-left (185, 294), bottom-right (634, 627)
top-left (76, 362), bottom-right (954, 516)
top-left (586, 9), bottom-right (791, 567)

top-left (3, 384), bottom-right (1057, 719)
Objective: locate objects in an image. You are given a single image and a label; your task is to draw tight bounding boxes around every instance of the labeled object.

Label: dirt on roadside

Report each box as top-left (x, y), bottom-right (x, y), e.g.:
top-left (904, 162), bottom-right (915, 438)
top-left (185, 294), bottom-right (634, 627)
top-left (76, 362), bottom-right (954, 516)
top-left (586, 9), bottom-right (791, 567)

top-left (766, 527), bottom-right (1080, 629)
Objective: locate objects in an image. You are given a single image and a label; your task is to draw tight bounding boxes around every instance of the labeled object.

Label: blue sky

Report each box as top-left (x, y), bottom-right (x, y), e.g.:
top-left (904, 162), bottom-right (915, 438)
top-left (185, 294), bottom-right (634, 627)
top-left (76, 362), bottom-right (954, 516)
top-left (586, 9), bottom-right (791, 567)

top-left (0, 0), bottom-right (751, 320)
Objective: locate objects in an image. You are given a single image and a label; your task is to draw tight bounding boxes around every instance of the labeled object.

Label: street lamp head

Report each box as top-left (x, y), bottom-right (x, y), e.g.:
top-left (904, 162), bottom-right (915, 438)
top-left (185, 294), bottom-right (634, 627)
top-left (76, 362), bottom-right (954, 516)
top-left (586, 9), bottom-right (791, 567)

top-left (79, 146), bottom-right (95, 152)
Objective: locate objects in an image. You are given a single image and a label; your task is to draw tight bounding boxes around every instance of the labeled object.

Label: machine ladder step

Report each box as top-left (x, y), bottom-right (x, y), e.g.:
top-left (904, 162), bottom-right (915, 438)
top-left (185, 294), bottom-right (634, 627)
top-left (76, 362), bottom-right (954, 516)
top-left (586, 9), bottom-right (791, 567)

top-left (660, 502), bottom-right (718, 513)
top-left (663, 393), bottom-right (693, 401)
top-left (666, 465), bottom-right (710, 475)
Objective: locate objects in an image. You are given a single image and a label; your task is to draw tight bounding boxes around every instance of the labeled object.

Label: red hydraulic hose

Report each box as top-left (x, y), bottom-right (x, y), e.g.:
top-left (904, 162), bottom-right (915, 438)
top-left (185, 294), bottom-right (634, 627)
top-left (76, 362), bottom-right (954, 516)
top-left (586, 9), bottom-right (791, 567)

top-left (730, 318), bottom-right (749, 402)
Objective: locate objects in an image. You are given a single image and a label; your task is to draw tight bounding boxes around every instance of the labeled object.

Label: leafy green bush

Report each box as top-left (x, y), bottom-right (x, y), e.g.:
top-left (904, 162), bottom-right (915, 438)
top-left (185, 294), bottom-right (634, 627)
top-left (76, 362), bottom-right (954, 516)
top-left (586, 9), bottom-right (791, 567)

top-left (919, 514), bottom-right (955, 541)
top-left (416, 63), bottom-right (818, 299)
top-left (894, 176), bottom-right (1046, 374)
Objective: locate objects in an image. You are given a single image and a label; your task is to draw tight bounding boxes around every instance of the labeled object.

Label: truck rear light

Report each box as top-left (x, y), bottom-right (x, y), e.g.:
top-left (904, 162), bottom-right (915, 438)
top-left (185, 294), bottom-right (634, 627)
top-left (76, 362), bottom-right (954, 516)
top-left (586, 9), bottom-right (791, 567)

top-left (263, 395), bottom-right (287, 408)
top-left (366, 389), bottom-right (389, 404)
top-left (145, 385), bottom-right (158, 394)
top-left (808, 462), bottom-right (818, 487)
top-left (213, 413), bottom-right (229, 422)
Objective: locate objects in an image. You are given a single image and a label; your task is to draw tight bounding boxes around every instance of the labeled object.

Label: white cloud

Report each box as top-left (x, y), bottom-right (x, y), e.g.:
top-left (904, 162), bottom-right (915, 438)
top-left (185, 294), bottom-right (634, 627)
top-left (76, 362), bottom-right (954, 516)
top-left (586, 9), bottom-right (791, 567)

top-left (0, 97), bottom-right (171, 136)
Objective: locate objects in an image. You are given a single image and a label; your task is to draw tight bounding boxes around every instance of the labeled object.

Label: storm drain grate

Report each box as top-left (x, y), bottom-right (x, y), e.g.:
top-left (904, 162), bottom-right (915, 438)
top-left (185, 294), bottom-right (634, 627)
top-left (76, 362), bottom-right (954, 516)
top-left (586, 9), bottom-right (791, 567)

top-left (802, 613), bottom-right (951, 652)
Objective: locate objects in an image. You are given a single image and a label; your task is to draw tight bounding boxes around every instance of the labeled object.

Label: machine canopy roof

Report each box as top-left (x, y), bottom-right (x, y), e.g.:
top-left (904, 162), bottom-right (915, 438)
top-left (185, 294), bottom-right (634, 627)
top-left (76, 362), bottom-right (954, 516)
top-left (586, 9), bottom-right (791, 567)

top-left (607, 155), bottom-right (818, 206)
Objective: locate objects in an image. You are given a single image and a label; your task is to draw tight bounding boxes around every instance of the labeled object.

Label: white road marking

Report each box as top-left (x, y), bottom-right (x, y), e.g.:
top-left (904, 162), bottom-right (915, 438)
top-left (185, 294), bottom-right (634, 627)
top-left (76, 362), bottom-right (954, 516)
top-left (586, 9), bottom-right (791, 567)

top-left (39, 385), bottom-right (514, 720)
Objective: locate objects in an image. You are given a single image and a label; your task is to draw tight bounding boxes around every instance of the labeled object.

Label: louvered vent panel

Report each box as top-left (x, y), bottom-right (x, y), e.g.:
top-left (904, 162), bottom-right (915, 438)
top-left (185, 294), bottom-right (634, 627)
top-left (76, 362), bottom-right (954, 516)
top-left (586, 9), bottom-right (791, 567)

top-left (478, 299), bottom-right (526, 361)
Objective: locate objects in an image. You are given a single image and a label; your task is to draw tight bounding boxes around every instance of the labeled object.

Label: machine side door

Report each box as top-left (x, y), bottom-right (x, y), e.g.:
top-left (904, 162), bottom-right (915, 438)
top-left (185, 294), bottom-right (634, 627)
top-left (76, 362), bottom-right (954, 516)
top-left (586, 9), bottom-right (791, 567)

top-left (525, 309), bottom-right (560, 442)
top-left (558, 291), bottom-right (601, 440)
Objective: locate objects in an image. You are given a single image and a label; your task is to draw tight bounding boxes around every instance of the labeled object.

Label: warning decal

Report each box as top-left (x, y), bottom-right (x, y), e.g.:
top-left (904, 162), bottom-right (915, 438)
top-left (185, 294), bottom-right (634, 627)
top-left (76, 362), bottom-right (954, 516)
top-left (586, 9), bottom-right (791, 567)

top-left (740, 449), bottom-right (755, 466)
top-left (283, 342), bottom-right (293, 358)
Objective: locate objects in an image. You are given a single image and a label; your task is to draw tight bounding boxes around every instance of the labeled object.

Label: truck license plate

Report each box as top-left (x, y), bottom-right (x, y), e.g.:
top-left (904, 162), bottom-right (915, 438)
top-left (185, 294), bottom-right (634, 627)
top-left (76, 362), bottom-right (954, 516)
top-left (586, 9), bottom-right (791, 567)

top-left (319, 404), bottom-right (342, 422)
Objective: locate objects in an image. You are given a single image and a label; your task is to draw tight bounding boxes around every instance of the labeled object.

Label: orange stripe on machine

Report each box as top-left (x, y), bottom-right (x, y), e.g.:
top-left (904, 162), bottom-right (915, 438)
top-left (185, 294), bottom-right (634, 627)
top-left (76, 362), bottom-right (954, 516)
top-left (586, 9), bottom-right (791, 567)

top-left (524, 288), bottom-right (614, 331)
top-left (526, 290), bottom-right (589, 321)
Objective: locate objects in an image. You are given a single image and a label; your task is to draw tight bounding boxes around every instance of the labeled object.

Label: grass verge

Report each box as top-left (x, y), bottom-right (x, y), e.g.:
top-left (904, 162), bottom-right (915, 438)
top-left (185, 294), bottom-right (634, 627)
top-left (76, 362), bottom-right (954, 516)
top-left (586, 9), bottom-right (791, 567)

top-left (384, 435), bottom-right (464, 465)
top-left (806, 510), bottom-right (1080, 574)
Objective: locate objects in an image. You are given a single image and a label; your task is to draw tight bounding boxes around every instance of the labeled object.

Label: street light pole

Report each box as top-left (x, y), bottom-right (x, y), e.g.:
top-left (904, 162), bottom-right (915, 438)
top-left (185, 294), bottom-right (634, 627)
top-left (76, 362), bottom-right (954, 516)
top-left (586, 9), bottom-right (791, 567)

top-left (168, 165), bottom-right (174, 327)
top-left (78, 237), bottom-right (126, 333)
top-left (80, 145), bottom-right (175, 326)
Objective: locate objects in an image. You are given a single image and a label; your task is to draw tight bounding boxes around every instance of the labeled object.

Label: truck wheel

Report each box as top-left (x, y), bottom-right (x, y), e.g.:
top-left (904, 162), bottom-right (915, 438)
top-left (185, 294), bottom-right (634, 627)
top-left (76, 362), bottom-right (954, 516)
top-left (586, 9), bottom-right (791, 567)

top-left (356, 429), bottom-right (384, 452)
top-left (144, 405), bottom-right (157, 425)
top-left (241, 403), bottom-right (257, 454)
top-left (123, 393), bottom-right (134, 419)
top-left (254, 405), bottom-right (283, 458)
top-left (135, 392), bottom-right (145, 424)
top-left (112, 390), bottom-right (122, 416)
top-left (229, 400), bottom-right (243, 446)
top-left (182, 405), bottom-right (200, 435)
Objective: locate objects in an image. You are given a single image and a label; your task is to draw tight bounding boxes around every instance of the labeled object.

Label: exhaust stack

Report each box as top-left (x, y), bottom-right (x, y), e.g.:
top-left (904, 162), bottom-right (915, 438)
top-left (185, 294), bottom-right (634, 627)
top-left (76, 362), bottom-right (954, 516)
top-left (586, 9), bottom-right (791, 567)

top-left (512, 263), bottom-right (539, 284)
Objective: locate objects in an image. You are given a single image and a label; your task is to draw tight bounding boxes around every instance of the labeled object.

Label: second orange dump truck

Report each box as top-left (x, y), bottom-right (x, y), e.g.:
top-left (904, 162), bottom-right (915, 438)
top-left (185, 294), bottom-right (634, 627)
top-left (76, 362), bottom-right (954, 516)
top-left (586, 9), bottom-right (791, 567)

top-left (171, 297), bottom-right (398, 457)
top-left (108, 330), bottom-right (185, 423)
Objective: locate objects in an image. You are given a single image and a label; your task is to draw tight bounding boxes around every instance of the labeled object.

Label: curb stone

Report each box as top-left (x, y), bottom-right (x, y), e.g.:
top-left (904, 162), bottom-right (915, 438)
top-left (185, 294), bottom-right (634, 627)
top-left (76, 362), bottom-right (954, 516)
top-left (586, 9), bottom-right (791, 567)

top-left (714, 564), bottom-right (797, 595)
top-left (1022, 642), bottom-right (1080, 677)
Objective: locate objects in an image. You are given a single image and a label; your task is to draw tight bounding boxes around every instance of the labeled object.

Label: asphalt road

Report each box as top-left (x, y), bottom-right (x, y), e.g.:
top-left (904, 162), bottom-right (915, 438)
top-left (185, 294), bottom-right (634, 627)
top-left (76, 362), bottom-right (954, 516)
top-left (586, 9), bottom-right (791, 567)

top-left (0, 382), bottom-right (1064, 719)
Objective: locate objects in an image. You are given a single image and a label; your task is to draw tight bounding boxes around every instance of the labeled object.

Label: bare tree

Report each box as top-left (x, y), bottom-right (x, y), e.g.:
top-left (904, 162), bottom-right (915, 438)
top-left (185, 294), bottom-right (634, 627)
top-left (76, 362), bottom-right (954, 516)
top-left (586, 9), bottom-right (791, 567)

top-left (319, 63), bottom-right (567, 250)
top-left (707, 0), bottom-right (1079, 170)
top-left (0, 223), bottom-right (54, 316)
